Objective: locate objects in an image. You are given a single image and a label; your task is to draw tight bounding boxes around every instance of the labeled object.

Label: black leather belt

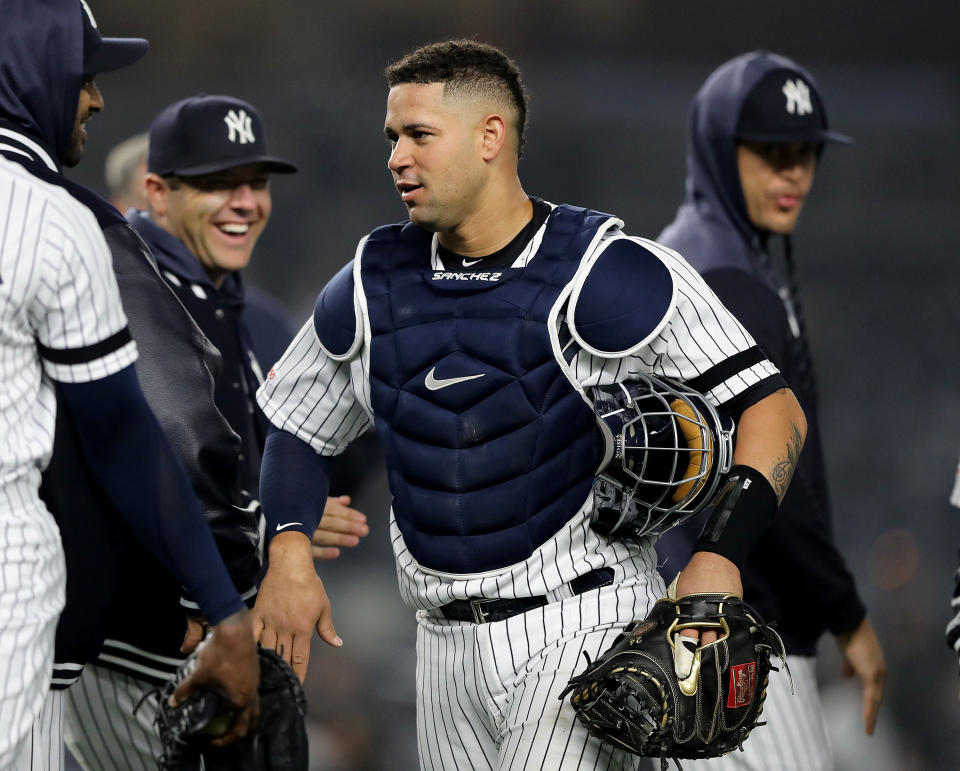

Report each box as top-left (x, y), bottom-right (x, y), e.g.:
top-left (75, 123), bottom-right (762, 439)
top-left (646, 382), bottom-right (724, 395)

top-left (437, 567), bottom-right (615, 624)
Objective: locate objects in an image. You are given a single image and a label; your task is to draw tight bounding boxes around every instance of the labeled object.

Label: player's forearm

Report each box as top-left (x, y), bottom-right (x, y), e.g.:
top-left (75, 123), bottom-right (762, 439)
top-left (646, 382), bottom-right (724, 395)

top-left (691, 387), bottom-right (806, 570)
top-left (57, 366), bottom-right (243, 624)
top-left (260, 427), bottom-right (332, 546)
top-left (732, 387), bottom-right (807, 502)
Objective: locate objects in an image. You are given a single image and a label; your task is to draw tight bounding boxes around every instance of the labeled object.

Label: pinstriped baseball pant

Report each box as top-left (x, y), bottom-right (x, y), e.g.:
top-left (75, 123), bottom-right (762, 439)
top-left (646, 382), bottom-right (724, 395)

top-left (0, 497), bottom-right (65, 769)
top-left (17, 689), bottom-right (64, 771)
top-left (415, 574), bottom-right (660, 771)
top-left (644, 656), bottom-right (832, 771)
top-left (63, 665), bottom-right (164, 771)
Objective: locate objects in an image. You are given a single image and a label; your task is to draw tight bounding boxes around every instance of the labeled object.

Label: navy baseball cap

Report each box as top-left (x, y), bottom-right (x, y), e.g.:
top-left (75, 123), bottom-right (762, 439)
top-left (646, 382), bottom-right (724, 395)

top-left (80, 1), bottom-right (149, 75)
top-left (735, 68), bottom-right (852, 146)
top-left (147, 94), bottom-right (298, 177)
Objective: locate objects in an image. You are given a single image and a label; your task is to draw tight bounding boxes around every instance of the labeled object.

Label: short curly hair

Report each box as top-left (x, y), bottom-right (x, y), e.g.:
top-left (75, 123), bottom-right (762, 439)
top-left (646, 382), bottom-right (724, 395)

top-left (384, 40), bottom-right (529, 157)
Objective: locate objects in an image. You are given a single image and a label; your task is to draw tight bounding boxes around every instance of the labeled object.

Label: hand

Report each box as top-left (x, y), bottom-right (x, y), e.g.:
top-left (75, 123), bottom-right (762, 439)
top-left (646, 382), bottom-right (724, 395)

top-left (312, 495), bottom-right (369, 560)
top-left (674, 551), bottom-right (742, 646)
top-left (180, 616), bottom-right (207, 654)
top-left (835, 617), bottom-right (885, 735)
top-left (252, 532), bottom-right (341, 684)
top-left (171, 608), bottom-right (259, 747)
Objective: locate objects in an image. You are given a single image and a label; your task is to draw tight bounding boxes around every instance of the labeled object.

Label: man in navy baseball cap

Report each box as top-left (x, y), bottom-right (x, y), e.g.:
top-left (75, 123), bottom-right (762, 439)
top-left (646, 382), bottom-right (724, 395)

top-left (134, 92), bottom-right (303, 537)
top-left (58, 1), bottom-right (149, 168)
top-left (141, 94), bottom-right (297, 286)
top-left (656, 50), bottom-right (885, 771)
top-left (62, 89), bottom-right (369, 768)
top-left (0, 0), bottom-right (149, 169)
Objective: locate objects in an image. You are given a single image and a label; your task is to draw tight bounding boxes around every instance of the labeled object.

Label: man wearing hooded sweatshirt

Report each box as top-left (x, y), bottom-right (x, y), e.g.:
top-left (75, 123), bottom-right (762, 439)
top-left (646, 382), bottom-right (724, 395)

top-left (0, 2), bottom-right (261, 769)
top-left (655, 51), bottom-right (886, 769)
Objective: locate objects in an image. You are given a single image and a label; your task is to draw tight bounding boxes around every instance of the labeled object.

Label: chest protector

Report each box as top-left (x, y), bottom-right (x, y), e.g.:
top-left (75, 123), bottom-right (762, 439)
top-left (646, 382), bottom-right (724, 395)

top-left (359, 205), bottom-right (618, 574)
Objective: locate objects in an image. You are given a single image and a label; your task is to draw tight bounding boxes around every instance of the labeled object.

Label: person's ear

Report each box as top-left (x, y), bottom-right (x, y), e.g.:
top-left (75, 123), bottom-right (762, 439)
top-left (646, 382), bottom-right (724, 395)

top-left (479, 113), bottom-right (508, 161)
top-left (144, 173), bottom-right (170, 216)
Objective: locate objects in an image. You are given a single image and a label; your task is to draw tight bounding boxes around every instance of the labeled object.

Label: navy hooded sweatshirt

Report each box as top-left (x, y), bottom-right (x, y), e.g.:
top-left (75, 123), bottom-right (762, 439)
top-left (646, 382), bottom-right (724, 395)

top-left (654, 51), bottom-right (866, 655)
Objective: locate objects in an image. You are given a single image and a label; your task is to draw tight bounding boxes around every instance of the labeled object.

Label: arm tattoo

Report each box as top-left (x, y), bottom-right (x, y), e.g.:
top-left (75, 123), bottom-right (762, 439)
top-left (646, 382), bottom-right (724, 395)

top-left (771, 421), bottom-right (803, 502)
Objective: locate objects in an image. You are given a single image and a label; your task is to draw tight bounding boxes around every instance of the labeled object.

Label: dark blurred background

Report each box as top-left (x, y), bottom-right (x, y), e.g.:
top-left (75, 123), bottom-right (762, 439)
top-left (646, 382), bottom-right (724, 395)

top-left (75, 1), bottom-right (959, 768)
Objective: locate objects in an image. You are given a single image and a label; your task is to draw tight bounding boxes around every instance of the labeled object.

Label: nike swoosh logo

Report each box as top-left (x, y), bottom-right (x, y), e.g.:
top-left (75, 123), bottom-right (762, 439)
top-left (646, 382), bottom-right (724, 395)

top-left (425, 367), bottom-right (485, 391)
top-left (462, 258), bottom-right (482, 267)
top-left (275, 522), bottom-right (303, 531)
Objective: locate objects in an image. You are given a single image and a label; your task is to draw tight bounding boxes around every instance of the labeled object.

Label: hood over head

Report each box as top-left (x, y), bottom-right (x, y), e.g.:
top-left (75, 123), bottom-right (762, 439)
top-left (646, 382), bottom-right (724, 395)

top-left (0, 0), bottom-right (146, 165)
top-left (683, 50), bottom-right (849, 241)
top-left (659, 50), bottom-right (848, 273)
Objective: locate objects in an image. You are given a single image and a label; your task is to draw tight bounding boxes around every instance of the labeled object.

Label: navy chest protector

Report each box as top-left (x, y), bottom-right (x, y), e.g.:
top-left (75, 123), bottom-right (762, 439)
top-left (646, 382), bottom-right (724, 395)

top-left (358, 206), bottom-right (627, 574)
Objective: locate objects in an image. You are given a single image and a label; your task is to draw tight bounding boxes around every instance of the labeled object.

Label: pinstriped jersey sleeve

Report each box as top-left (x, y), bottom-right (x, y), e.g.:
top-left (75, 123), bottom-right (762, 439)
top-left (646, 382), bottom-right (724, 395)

top-left (567, 235), bottom-right (782, 410)
top-left (633, 237), bottom-right (780, 406)
top-left (28, 189), bottom-right (137, 383)
top-left (256, 316), bottom-right (373, 455)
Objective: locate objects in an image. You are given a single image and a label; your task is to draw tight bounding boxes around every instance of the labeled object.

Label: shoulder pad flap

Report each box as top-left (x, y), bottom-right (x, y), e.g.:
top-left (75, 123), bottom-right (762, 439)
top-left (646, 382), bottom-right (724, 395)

top-left (313, 259), bottom-right (362, 361)
top-left (568, 238), bottom-right (676, 358)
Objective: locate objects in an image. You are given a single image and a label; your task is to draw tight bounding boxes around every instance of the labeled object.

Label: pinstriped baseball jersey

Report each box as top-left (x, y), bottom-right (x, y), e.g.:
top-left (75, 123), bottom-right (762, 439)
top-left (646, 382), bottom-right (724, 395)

top-left (0, 155), bottom-right (137, 484)
top-left (0, 155), bottom-right (136, 767)
top-left (258, 207), bottom-right (778, 611)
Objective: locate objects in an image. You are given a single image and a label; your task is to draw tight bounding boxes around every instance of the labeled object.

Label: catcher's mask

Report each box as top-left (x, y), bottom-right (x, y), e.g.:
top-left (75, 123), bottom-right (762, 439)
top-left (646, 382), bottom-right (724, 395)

top-left (591, 374), bottom-right (734, 538)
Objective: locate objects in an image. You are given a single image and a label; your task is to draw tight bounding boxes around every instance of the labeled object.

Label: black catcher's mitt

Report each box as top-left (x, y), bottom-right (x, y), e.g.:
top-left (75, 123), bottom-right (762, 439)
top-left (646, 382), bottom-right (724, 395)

top-left (561, 593), bottom-right (787, 770)
top-left (155, 646), bottom-right (307, 771)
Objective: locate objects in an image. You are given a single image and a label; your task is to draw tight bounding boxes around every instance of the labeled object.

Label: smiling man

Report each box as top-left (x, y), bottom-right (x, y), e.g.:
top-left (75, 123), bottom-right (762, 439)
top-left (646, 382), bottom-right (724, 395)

top-left (132, 94), bottom-right (297, 501)
top-left (654, 51), bottom-right (886, 770)
top-left (59, 92), bottom-right (368, 769)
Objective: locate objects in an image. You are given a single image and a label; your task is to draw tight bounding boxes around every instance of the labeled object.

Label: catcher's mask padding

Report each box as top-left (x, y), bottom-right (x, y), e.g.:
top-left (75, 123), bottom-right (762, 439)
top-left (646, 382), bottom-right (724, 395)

top-left (669, 398), bottom-right (714, 503)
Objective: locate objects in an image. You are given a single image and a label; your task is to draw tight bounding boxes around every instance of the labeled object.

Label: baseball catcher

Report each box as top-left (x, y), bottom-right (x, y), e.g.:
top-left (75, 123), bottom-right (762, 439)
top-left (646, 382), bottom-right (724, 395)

top-left (155, 644), bottom-right (307, 770)
top-left (561, 375), bottom-right (789, 768)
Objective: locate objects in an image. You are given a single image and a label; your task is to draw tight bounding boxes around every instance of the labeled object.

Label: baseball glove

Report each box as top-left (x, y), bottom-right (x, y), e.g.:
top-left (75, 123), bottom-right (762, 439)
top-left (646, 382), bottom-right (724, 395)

top-left (561, 592), bottom-right (787, 770)
top-left (155, 646), bottom-right (307, 771)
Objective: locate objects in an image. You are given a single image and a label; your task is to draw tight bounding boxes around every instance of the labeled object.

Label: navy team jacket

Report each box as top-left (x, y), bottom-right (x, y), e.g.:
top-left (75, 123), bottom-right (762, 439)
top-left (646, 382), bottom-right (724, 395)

top-left (128, 211), bottom-right (294, 501)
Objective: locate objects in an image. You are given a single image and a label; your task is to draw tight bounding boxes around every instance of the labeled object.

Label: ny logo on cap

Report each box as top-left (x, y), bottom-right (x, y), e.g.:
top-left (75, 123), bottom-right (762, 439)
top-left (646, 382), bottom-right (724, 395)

top-left (781, 79), bottom-right (813, 116)
top-left (224, 109), bottom-right (255, 144)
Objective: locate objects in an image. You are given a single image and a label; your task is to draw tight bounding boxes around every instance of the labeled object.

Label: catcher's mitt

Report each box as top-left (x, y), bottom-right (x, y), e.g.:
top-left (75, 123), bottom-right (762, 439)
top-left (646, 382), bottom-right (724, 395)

top-left (561, 592), bottom-right (787, 770)
top-left (155, 646), bottom-right (307, 771)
